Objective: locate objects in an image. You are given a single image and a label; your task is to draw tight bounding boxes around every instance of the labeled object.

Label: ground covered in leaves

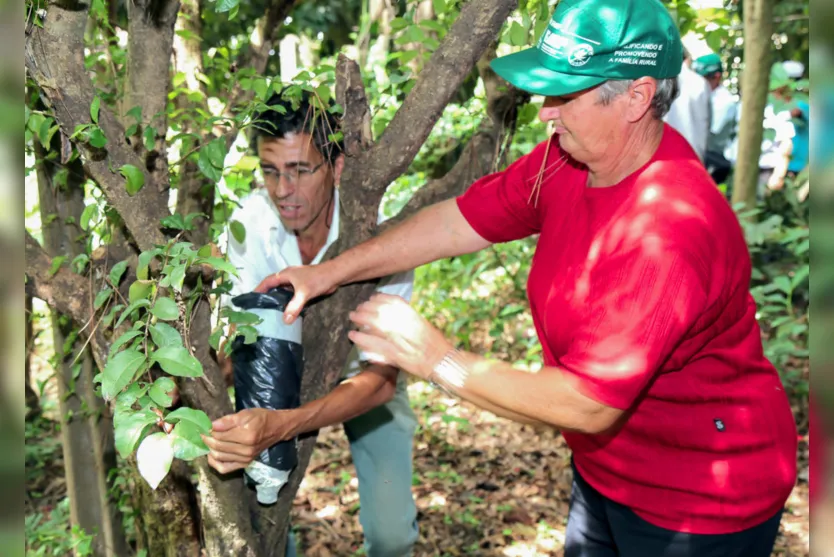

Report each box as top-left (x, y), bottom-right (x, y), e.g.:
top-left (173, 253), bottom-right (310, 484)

top-left (291, 380), bottom-right (811, 557)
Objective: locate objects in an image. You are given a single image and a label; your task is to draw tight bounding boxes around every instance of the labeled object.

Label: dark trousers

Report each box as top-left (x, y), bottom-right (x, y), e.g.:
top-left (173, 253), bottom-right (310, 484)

top-left (705, 150), bottom-right (732, 186)
top-left (565, 462), bottom-right (783, 557)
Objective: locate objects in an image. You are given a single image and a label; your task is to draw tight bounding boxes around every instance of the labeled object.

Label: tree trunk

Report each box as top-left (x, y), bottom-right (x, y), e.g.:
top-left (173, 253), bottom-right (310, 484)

top-left (731, 0), bottom-right (774, 208)
top-left (25, 294), bottom-right (40, 420)
top-left (35, 142), bottom-right (129, 557)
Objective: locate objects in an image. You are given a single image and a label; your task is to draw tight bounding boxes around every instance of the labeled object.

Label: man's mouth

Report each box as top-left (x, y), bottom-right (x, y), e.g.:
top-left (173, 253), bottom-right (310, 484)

top-left (277, 204), bottom-right (303, 218)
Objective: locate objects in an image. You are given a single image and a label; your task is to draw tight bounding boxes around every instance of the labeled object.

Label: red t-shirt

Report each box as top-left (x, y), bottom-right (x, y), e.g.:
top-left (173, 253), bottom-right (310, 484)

top-left (457, 125), bottom-right (797, 535)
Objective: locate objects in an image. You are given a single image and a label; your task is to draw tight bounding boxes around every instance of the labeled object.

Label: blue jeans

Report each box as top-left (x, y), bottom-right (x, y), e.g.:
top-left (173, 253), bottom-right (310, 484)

top-left (287, 375), bottom-right (419, 556)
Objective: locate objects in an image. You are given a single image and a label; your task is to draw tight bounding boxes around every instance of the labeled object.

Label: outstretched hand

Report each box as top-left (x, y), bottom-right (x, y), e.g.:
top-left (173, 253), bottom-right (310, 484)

top-left (254, 264), bottom-right (338, 324)
top-left (348, 294), bottom-right (453, 380)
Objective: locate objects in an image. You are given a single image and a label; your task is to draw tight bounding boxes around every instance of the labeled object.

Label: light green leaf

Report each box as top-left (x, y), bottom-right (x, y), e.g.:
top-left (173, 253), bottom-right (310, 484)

top-left (148, 377), bottom-right (177, 408)
top-left (109, 330), bottom-right (143, 357)
top-left (170, 420), bottom-right (210, 460)
top-left (126, 106), bottom-right (142, 122)
top-left (149, 322), bottom-right (183, 349)
top-left (237, 325), bottom-right (259, 344)
top-left (208, 327), bottom-right (223, 351)
top-left (229, 220), bottom-right (246, 244)
top-left (103, 304), bottom-right (125, 327)
top-left (94, 287), bottom-right (113, 310)
top-left (120, 164), bottom-right (145, 196)
top-left (143, 126), bottom-right (156, 152)
top-left (109, 260), bottom-right (129, 285)
top-left (151, 345), bottom-right (202, 377)
top-left (88, 128), bottom-right (107, 148)
top-left (129, 280), bottom-right (154, 303)
top-left (71, 254), bottom-right (90, 274)
top-left (114, 408), bottom-right (158, 458)
top-left (253, 78), bottom-right (268, 102)
top-left (160, 214), bottom-right (187, 230)
top-left (773, 275), bottom-right (792, 295)
top-left (432, 0), bottom-right (445, 15)
top-left (215, 0), bottom-right (239, 12)
top-left (80, 204), bottom-right (98, 231)
top-left (115, 382), bottom-right (149, 411)
top-left (115, 299), bottom-right (151, 328)
top-left (49, 256), bottom-right (67, 277)
top-left (165, 407), bottom-right (212, 433)
top-left (169, 264), bottom-right (186, 293)
top-left (90, 96), bottom-right (101, 124)
top-left (197, 256), bottom-right (238, 277)
top-left (509, 22), bottom-right (527, 46)
top-left (791, 265), bottom-right (809, 290)
top-left (198, 148), bottom-right (222, 182)
top-left (136, 432), bottom-right (174, 490)
top-left (151, 297), bottom-right (179, 321)
top-left (100, 348), bottom-right (147, 401)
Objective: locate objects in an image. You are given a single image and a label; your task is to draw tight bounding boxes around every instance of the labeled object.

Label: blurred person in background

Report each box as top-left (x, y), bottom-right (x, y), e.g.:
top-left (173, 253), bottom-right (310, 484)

top-left (692, 52), bottom-right (739, 187)
top-left (664, 48), bottom-right (711, 162)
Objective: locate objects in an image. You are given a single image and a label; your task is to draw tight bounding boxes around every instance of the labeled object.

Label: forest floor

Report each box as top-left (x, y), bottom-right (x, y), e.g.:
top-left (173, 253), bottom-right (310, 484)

top-left (25, 382), bottom-right (810, 557)
top-left (291, 380), bottom-right (811, 557)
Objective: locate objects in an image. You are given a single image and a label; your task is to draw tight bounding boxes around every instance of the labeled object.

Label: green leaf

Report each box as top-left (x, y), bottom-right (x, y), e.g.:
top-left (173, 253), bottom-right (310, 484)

top-left (88, 127), bottom-right (107, 148)
top-left (198, 148), bottom-right (223, 182)
top-left (120, 164), bottom-right (145, 196)
top-left (49, 256), bottom-right (67, 277)
top-left (114, 408), bottom-right (158, 458)
top-left (103, 304), bottom-right (124, 327)
top-left (432, 0), bottom-right (446, 15)
top-left (100, 348), bottom-right (148, 401)
top-left (115, 299), bottom-right (151, 328)
top-left (80, 204), bottom-right (98, 231)
top-left (138, 248), bottom-right (162, 279)
top-left (236, 325), bottom-right (259, 344)
top-left (149, 322), bottom-right (183, 349)
top-left (109, 260), bottom-right (129, 285)
top-left (170, 420), bottom-right (210, 460)
top-left (151, 345), bottom-right (202, 377)
top-left (222, 308), bottom-right (261, 325)
top-left (143, 126), bottom-right (156, 152)
top-left (136, 432), bottom-right (174, 490)
top-left (129, 280), bottom-right (154, 303)
top-left (90, 96), bottom-right (101, 124)
top-left (791, 265), bottom-right (809, 290)
top-left (197, 256), bottom-right (238, 277)
top-left (148, 377), bottom-right (177, 408)
top-left (165, 407), bottom-right (212, 433)
top-left (169, 264), bottom-right (187, 293)
top-left (215, 0), bottom-right (239, 13)
top-left (110, 330), bottom-right (144, 357)
top-left (94, 287), bottom-right (113, 310)
top-left (208, 327), bottom-right (223, 351)
top-left (773, 275), bottom-right (792, 295)
top-left (509, 22), bottom-right (527, 46)
top-left (115, 382), bottom-right (149, 411)
top-left (71, 254), bottom-right (90, 274)
top-left (151, 297), bottom-right (179, 321)
top-left (126, 106), bottom-right (142, 122)
top-left (229, 220), bottom-right (246, 243)
top-left (160, 214), bottom-right (187, 230)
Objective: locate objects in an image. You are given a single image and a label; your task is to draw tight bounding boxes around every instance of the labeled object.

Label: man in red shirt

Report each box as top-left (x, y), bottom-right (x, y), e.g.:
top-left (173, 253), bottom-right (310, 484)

top-left (246, 0), bottom-right (798, 554)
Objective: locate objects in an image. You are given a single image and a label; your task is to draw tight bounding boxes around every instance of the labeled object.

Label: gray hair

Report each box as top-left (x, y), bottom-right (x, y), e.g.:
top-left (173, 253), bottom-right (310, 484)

top-left (596, 78), bottom-right (680, 119)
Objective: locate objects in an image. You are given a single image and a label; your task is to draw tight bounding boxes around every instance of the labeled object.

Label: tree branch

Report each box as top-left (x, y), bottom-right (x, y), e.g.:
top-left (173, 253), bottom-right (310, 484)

top-left (366, 0), bottom-right (517, 189)
top-left (25, 3), bottom-right (169, 251)
top-left (336, 54), bottom-right (373, 158)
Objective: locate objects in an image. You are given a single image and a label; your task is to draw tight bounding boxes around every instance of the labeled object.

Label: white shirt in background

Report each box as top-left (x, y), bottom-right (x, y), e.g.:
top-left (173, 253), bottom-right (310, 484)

top-left (664, 64), bottom-right (712, 162)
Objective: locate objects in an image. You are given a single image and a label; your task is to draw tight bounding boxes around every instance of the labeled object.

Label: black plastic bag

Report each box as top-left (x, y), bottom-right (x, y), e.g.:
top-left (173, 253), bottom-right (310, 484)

top-left (230, 287), bottom-right (304, 504)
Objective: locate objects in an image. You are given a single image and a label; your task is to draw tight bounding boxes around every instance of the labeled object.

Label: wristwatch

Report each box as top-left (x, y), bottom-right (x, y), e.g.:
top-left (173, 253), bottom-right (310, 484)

top-left (429, 348), bottom-right (469, 394)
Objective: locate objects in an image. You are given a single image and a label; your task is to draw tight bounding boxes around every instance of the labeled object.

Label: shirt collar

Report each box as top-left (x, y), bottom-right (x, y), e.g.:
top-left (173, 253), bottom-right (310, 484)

top-left (267, 187), bottom-right (341, 267)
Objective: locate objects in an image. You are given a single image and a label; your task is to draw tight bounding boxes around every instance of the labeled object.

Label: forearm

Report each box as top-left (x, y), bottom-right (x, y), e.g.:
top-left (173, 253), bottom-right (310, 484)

top-left (325, 198), bottom-right (490, 286)
top-left (432, 350), bottom-right (618, 434)
top-left (281, 365), bottom-right (398, 439)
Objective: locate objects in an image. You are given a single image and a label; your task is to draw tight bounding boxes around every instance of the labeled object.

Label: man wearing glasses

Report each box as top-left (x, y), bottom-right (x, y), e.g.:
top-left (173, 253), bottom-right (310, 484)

top-left (206, 89), bottom-right (419, 557)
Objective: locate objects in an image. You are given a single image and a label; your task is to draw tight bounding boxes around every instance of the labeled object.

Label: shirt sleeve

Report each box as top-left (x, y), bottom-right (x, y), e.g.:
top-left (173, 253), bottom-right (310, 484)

top-left (456, 138), bottom-right (559, 244)
top-left (557, 237), bottom-right (708, 411)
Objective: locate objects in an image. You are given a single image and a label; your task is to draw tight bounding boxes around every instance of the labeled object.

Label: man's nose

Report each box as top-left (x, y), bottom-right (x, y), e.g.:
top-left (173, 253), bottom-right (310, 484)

top-left (272, 173), bottom-right (295, 198)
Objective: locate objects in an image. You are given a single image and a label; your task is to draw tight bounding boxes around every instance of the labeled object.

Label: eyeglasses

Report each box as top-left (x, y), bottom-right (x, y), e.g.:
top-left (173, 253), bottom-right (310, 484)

top-left (263, 162), bottom-right (325, 185)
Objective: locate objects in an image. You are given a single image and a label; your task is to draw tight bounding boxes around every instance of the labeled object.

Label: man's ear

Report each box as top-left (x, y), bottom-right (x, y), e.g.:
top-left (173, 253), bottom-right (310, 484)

top-left (333, 154), bottom-right (345, 186)
top-left (627, 78), bottom-right (658, 122)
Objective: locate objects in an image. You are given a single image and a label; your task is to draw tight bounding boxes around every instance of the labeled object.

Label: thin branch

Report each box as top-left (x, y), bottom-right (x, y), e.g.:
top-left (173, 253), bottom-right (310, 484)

top-left (336, 54), bottom-right (373, 157)
top-left (25, 3), bottom-right (169, 251)
top-left (367, 0), bottom-right (517, 190)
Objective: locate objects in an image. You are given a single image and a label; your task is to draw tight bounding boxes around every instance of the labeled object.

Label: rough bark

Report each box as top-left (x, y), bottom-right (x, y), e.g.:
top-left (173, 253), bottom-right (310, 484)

top-left (35, 141), bottom-right (129, 557)
top-left (126, 0), bottom-right (180, 190)
top-left (732, 0), bottom-right (774, 208)
top-left (25, 294), bottom-right (41, 420)
top-left (24, 0), bottom-right (169, 251)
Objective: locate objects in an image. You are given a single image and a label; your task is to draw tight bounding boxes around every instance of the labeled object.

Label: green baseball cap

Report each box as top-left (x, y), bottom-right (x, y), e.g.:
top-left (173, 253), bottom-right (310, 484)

top-left (490, 0), bottom-right (683, 97)
top-left (692, 53), bottom-right (723, 76)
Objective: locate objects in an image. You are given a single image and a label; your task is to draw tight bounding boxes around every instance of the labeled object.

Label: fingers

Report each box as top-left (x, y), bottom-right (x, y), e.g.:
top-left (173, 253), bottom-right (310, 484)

top-left (254, 272), bottom-right (285, 294)
top-left (347, 330), bottom-right (394, 365)
top-left (207, 453), bottom-right (248, 475)
top-left (283, 291), bottom-right (308, 324)
top-left (210, 413), bottom-right (240, 432)
top-left (202, 435), bottom-right (258, 459)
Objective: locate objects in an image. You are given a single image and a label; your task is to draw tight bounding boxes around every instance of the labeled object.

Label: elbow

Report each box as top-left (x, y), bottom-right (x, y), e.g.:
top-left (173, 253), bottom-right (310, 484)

top-left (547, 406), bottom-right (622, 435)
